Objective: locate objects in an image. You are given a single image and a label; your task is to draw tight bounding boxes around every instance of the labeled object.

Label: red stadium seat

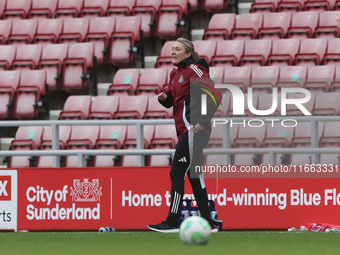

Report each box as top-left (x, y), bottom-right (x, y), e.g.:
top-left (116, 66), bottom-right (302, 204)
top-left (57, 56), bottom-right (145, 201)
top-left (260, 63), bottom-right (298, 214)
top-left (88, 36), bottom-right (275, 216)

top-left (250, 66), bottom-right (280, 92)
top-left (319, 121), bottom-right (340, 164)
top-left (155, 0), bottom-right (188, 38)
top-left (28, 0), bottom-right (58, 19)
top-left (155, 40), bottom-right (175, 68)
top-left (61, 42), bottom-right (94, 91)
top-left (286, 11), bottom-right (319, 40)
top-left (107, 68), bottom-right (140, 95)
top-left (277, 65), bottom-right (307, 89)
top-left (312, 92), bottom-right (340, 115)
top-left (84, 17), bottom-right (116, 63)
top-left (226, 91), bottom-right (259, 117)
top-left (59, 95), bottom-right (92, 120)
top-left (105, 0), bottom-right (136, 16)
top-left (284, 92), bottom-right (315, 116)
top-left (232, 124), bottom-right (267, 165)
top-left (7, 19), bottom-right (38, 45)
top-left (255, 92), bottom-right (281, 116)
top-left (36, 125), bottom-right (71, 168)
top-left (293, 38), bottom-right (327, 67)
top-left (143, 95), bottom-right (173, 119)
top-left (54, 0), bottom-right (84, 19)
top-left (0, 45), bottom-right (16, 70)
top-left (2, 0), bottom-right (32, 20)
top-left (203, 13), bottom-right (236, 40)
top-left (11, 44), bottom-right (42, 70)
top-left (330, 65), bottom-right (340, 91)
top-left (92, 125), bottom-right (128, 167)
top-left (96, 125), bottom-right (127, 150)
top-left (119, 124), bottom-right (154, 166)
top-left (7, 125), bottom-right (44, 168)
top-left (109, 16), bottom-right (141, 64)
top-left (239, 39), bottom-right (272, 67)
top-left (0, 70), bottom-right (20, 119)
top-left (209, 66), bottom-right (224, 83)
top-left (277, 0), bottom-right (307, 12)
top-left (261, 122), bottom-right (295, 164)
top-left (314, 11), bottom-right (340, 39)
top-left (211, 40), bottom-right (244, 67)
top-left (289, 121), bottom-right (323, 165)
top-left (257, 12), bottom-right (292, 40)
top-left (214, 92), bottom-right (231, 117)
top-left (37, 43), bottom-right (68, 91)
top-left (13, 70), bottom-right (47, 119)
top-left (321, 38), bottom-right (340, 67)
top-left (131, 0), bottom-right (162, 37)
top-left (193, 40), bottom-right (216, 65)
top-left (304, 65), bottom-right (335, 92)
top-left (223, 66), bottom-right (251, 92)
top-left (0, 20), bottom-right (12, 44)
top-left (79, 0), bottom-right (109, 17)
top-left (114, 95), bottom-right (148, 119)
top-left (33, 18), bottom-right (63, 44)
top-left (266, 38), bottom-right (300, 66)
top-left (135, 68), bottom-right (168, 95)
top-left (147, 124), bottom-right (177, 166)
top-left (88, 95), bottom-right (119, 119)
top-left (0, 0), bottom-right (6, 18)
top-left (230, 13), bottom-right (263, 41)
top-left (250, 0), bottom-right (281, 12)
top-left (303, 0), bottom-right (336, 11)
top-left (203, 0), bottom-right (227, 11)
top-left (63, 125), bottom-right (100, 167)
top-left (58, 18), bottom-right (89, 44)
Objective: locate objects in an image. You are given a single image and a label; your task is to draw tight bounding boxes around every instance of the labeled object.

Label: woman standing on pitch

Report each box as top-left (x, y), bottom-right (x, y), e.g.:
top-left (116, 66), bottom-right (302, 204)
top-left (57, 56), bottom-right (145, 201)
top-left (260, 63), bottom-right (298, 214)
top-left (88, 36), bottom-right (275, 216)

top-left (148, 37), bottom-right (221, 233)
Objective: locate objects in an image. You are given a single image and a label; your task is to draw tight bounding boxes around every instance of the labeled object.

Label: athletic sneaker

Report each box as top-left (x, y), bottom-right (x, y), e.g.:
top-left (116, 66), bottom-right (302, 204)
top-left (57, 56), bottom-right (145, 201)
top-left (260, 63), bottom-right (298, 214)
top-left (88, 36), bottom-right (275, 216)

top-left (148, 221), bottom-right (179, 233)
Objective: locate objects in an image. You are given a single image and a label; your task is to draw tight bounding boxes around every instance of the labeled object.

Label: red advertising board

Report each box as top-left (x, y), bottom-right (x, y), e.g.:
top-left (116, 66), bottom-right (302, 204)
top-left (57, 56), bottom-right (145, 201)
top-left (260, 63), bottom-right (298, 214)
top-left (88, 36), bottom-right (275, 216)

top-left (17, 167), bottom-right (340, 231)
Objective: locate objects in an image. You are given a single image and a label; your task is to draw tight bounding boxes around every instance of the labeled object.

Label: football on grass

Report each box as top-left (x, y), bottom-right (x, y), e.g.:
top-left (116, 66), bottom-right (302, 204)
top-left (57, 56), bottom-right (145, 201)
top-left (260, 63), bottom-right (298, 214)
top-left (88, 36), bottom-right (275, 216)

top-left (179, 216), bottom-right (211, 245)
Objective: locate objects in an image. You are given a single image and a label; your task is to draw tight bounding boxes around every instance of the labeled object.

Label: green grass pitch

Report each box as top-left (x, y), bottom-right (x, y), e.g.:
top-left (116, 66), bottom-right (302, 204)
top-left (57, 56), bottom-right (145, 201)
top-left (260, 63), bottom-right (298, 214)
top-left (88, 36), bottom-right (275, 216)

top-left (1, 231), bottom-right (340, 255)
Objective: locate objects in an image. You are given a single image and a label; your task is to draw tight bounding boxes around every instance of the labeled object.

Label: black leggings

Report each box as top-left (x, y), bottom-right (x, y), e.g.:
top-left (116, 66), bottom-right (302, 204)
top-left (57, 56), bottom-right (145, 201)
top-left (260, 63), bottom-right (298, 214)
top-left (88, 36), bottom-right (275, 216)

top-left (166, 127), bottom-right (212, 225)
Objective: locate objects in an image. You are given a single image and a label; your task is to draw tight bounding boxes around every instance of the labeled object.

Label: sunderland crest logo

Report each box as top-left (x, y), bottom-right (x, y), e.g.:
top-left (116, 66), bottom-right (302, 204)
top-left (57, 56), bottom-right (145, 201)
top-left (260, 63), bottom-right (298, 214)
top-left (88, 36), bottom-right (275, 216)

top-left (70, 179), bottom-right (102, 202)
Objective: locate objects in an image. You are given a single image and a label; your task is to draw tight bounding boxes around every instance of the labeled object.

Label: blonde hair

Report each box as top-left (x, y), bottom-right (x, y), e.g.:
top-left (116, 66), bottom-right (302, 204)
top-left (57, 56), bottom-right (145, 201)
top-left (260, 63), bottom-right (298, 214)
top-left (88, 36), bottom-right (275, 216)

top-left (176, 37), bottom-right (200, 61)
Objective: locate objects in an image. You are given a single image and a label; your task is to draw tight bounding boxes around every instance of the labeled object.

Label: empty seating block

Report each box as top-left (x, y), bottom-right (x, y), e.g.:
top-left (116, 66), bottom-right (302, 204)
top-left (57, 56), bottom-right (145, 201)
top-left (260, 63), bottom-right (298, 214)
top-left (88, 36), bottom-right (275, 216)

top-left (257, 12), bottom-right (291, 40)
top-left (105, 0), bottom-right (136, 16)
top-left (314, 11), bottom-right (340, 39)
top-left (293, 38), bottom-right (327, 67)
top-left (0, 20), bottom-right (12, 44)
top-left (250, 0), bottom-right (281, 12)
top-left (193, 40), bottom-right (216, 65)
top-left (0, 45), bottom-right (16, 70)
top-left (304, 65), bottom-right (335, 92)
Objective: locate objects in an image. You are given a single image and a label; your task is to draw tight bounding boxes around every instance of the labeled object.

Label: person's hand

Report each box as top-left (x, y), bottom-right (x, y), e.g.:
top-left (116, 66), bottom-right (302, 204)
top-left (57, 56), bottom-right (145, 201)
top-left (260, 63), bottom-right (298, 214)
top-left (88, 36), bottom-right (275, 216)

top-left (193, 123), bottom-right (204, 133)
top-left (158, 92), bottom-right (167, 101)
